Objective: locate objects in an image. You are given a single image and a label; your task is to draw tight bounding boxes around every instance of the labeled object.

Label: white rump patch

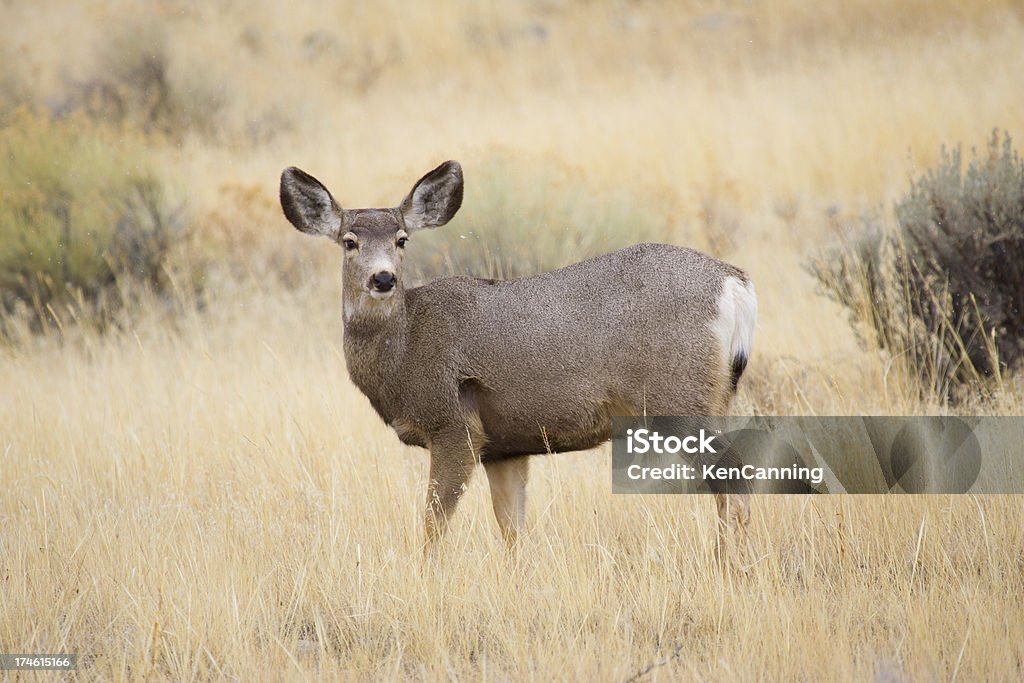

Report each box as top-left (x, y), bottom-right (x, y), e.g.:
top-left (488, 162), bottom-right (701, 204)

top-left (710, 276), bottom-right (758, 372)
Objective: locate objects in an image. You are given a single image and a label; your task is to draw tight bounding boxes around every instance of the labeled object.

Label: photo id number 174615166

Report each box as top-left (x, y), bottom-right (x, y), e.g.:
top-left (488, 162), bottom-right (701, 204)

top-left (0, 654), bottom-right (78, 670)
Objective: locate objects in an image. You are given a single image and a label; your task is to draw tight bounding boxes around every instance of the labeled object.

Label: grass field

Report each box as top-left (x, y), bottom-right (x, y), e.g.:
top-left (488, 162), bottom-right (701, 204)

top-left (2, 1), bottom-right (1024, 680)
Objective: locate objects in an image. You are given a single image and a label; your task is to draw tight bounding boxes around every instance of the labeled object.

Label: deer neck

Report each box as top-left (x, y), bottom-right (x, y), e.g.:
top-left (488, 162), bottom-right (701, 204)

top-left (342, 288), bottom-right (408, 421)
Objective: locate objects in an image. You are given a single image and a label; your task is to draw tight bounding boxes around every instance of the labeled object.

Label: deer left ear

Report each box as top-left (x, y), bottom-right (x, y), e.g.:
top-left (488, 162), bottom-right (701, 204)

top-left (399, 161), bottom-right (463, 231)
top-left (280, 167), bottom-right (343, 239)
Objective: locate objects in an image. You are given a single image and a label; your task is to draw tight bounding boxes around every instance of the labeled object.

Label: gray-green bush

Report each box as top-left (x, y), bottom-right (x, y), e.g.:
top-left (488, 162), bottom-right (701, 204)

top-left (809, 130), bottom-right (1024, 400)
top-left (0, 109), bottom-right (190, 334)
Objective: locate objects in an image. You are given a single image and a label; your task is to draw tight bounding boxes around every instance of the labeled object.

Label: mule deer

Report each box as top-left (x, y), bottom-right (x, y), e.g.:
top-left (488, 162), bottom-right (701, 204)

top-left (279, 161), bottom-right (757, 552)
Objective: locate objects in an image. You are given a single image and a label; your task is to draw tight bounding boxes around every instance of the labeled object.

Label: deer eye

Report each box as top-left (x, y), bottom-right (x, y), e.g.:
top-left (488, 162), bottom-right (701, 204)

top-left (396, 236), bottom-right (408, 249)
top-left (342, 238), bottom-right (358, 251)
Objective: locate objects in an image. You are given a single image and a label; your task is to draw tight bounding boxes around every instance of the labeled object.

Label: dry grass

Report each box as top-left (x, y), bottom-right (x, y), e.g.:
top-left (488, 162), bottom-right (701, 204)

top-left (2, 0), bottom-right (1024, 680)
top-left (3, 282), bottom-right (1023, 680)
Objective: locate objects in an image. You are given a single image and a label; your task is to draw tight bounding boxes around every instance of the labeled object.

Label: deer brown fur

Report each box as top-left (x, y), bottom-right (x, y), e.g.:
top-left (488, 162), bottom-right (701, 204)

top-left (279, 161), bottom-right (758, 552)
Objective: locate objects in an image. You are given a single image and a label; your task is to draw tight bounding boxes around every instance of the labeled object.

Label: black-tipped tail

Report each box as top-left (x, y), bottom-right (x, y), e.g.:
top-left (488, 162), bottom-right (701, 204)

top-left (730, 353), bottom-right (748, 392)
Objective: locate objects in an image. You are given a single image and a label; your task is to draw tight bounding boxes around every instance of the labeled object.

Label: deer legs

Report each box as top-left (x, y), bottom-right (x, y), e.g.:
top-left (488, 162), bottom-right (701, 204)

top-left (714, 492), bottom-right (751, 571)
top-left (424, 424), bottom-right (531, 550)
top-left (483, 457), bottom-right (529, 547)
top-left (424, 426), bottom-right (482, 548)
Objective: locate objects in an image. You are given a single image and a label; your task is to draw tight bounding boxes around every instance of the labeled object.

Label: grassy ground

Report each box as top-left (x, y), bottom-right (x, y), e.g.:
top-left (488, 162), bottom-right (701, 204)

top-left (2, 0), bottom-right (1023, 680)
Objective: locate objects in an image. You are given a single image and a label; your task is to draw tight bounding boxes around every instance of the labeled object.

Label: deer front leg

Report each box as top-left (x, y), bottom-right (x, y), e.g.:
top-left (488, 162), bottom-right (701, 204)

top-left (483, 456), bottom-right (529, 548)
top-left (424, 427), bottom-right (481, 549)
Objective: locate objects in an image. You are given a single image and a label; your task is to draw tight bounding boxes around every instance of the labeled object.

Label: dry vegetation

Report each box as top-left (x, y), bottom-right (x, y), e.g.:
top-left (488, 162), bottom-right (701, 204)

top-left (1, 0), bottom-right (1023, 680)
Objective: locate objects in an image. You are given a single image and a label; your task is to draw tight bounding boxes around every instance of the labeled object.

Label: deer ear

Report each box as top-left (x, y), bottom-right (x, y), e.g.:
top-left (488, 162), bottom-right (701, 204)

top-left (280, 167), bottom-right (343, 239)
top-left (400, 161), bottom-right (463, 231)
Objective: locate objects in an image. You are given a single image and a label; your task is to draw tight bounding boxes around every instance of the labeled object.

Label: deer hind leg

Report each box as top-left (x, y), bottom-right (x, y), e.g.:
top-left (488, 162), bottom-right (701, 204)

top-left (714, 491), bottom-right (751, 571)
top-left (483, 456), bottom-right (529, 548)
top-left (424, 423), bottom-right (484, 550)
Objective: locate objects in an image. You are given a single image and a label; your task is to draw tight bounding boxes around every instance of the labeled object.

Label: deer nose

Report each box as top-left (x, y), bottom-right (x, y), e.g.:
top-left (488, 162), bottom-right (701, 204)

top-left (370, 271), bottom-right (396, 292)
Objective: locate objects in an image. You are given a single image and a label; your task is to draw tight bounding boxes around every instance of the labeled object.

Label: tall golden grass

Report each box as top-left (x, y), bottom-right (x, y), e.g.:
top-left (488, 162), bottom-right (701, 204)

top-left (2, 0), bottom-right (1023, 679)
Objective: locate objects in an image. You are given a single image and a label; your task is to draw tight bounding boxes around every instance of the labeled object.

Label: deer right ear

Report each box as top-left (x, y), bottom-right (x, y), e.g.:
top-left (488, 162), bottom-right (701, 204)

top-left (280, 167), bottom-right (343, 239)
top-left (400, 160), bottom-right (464, 231)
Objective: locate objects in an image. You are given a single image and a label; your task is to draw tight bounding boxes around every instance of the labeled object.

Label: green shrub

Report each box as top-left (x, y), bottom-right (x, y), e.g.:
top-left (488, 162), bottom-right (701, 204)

top-left (0, 109), bottom-right (189, 333)
top-left (809, 130), bottom-right (1024, 401)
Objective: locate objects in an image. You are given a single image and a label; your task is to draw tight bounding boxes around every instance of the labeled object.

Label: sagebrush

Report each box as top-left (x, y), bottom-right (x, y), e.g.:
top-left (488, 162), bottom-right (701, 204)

top-left (809, 130), bottom-right (1024, 400)
top-left (0, 109), bottom-right (189, 335)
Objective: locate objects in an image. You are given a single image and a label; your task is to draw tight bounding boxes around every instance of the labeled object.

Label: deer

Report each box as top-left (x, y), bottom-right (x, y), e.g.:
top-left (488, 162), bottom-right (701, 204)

top-left (279, 160), bottom-right (758, 556)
